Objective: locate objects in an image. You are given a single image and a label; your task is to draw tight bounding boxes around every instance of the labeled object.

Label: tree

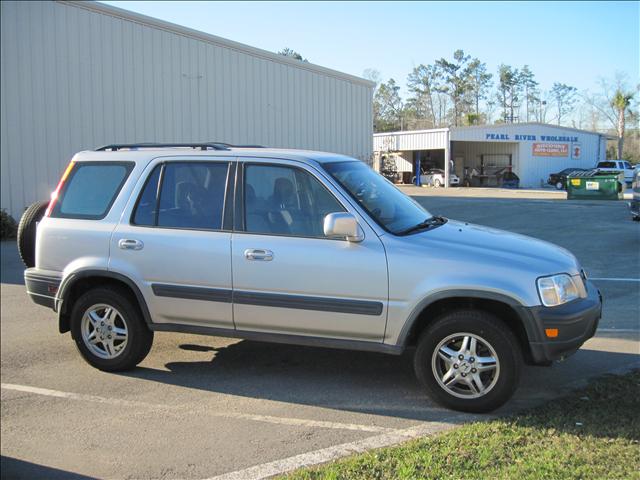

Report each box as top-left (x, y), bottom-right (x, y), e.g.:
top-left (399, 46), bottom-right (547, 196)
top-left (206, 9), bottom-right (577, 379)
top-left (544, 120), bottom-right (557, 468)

top-left (466, 58), bottom-right (492, 118)
top-left (519, 65), bottom-right (539, 122)
top-left (550, 83), bottom-right (577, 125)
top-left (496, 65), bottom-right (521, 123)
top-left (584, 74), bottom-right (638, 159)
top-left (362, 68), bottom-right (382, 87)
top-left (373, 79), bottom-right (403, 132)
top-left (436, 49), bottom-right (472, 126)
top-left (278, 48), bottom-right (307, 62)
top-left (611, 90), bottom-right (635, 158)
top-left (406, 64), bottom-right (439, 127)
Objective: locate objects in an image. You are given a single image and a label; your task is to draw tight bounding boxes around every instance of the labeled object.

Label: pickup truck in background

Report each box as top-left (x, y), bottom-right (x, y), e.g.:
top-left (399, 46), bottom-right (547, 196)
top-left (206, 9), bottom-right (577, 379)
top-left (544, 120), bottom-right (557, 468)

top-left (595, 160), bottom-right (636, 187)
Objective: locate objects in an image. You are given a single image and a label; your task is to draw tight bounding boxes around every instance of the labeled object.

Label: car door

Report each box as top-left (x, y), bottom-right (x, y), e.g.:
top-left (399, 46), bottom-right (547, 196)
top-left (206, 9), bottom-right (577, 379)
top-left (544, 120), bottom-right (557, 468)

top-left (111, 158), bottom-right (235, 329)
top-left (231, 160), bottom-right (388, 342)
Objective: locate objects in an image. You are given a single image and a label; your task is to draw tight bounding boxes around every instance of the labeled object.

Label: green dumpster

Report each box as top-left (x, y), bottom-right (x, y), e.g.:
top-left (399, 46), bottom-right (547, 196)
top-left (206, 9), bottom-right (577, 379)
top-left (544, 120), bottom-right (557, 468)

top-left (566, 170), bottom-right (624, 200)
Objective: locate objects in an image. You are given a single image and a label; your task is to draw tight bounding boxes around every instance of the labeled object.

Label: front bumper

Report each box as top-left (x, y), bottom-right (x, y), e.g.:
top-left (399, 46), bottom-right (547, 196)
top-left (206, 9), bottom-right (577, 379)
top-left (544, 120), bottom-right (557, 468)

top-left (520, 280), bottom-right (602, 364)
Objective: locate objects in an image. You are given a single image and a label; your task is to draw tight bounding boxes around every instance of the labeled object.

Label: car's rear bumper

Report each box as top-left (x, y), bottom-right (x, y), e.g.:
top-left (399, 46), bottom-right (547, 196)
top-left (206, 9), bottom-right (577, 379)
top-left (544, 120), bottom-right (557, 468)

top-left (520, 281), bottom-right (601, 364)
top-left (24, 268), bottom-right (61, 310)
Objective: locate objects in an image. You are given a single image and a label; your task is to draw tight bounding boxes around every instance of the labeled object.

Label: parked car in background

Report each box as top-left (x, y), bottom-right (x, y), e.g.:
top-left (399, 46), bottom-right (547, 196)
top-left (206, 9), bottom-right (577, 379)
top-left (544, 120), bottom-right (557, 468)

top-left (547, 168), bottom-right (587, 190)
top-left (20, 144), bottom-right (602, 413)
top-left (629, 169), bottom-right (640, 221)
top-left (419, 169), bottom-right (460, 187)
top-left (595, 160), bottom-right (635, 187)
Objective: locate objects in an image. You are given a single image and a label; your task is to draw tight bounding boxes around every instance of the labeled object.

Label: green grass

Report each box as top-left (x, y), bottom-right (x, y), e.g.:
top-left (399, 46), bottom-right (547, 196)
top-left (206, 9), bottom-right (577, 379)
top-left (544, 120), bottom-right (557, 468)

top-left (283, 370), bottom-right (640, 480)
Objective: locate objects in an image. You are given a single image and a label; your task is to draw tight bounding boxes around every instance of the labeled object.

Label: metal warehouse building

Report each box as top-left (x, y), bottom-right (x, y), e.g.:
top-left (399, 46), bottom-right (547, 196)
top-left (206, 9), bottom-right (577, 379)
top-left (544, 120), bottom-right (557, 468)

top-left (374, 123), bottom-right (608, 188)
top-left (0, 1), bottom-right (374, 218)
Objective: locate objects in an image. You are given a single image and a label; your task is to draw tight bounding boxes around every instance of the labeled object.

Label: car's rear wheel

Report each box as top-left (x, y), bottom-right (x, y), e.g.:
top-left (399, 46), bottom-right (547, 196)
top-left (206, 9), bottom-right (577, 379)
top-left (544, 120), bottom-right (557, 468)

top-left (414, 310), bottom-right (521, 413)
top-left (555, 181), bottom-right (564, 190)
top-left (17, 200), bottom-right (49, 268)
top-left (434, 178), bottom-right (442, 188)
top-left (70, 287), bottom-right (153, 371)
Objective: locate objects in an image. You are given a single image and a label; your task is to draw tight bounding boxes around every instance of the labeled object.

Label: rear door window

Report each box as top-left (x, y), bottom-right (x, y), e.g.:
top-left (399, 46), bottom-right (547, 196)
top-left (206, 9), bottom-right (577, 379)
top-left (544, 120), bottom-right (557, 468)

top-left (131, 162), bottom-right (230, 230)
top-left (52, 162), bottom-right (133, 219)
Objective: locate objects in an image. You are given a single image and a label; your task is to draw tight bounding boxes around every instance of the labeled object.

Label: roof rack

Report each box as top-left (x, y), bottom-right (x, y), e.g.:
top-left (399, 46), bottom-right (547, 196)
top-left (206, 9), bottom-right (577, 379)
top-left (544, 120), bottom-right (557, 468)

top-left (95, 142), bottom-right (232, 151)
top-left (220, 143), bottom-right (265, 148)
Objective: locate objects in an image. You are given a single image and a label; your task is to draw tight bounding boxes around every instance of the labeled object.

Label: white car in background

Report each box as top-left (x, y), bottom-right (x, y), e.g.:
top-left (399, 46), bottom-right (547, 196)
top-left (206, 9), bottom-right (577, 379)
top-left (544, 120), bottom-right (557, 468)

top-left (420, 169), bottom-right (460, 187)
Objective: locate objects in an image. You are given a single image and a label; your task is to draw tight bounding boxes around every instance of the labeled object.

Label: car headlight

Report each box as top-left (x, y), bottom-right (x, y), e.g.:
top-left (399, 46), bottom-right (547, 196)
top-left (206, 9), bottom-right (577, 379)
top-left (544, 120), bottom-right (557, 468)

top-left (537, 274), bottom-right (584, 307)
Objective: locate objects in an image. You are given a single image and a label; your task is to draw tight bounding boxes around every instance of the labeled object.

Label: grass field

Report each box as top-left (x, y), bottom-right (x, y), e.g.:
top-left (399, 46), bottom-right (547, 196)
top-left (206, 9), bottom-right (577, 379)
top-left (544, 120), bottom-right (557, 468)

top-left (283, 370), bottom-right (640, 480)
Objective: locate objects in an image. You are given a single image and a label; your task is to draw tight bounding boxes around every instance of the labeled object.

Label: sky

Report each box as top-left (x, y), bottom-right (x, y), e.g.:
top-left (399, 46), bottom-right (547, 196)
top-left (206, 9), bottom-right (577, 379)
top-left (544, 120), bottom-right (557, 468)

top-left (101, 1), bottom-right (639, 99)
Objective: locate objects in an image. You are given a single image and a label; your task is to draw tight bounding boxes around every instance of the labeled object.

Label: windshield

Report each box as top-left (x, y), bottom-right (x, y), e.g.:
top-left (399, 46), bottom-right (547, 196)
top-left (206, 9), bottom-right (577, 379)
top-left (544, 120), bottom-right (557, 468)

top-left (323, 161), bottom-right (431, 234)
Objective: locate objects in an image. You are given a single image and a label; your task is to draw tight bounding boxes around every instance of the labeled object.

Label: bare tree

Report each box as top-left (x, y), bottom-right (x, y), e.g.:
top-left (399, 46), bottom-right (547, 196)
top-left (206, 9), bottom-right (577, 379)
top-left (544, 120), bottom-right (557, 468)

top-left (406, 64), bottom-right (439, 127)
top-left (467, 58), bottom-right (493, 119)
top-left (584, 74), bottom-right (638, 158)
top-left (496, 65), bottom-right (521, 123)
top-left (550, 83), bottom-right (578, 125)
top-left (362, 68), bottom-right (382, 87)
top-left (519, 65), bottom-right (539, 122)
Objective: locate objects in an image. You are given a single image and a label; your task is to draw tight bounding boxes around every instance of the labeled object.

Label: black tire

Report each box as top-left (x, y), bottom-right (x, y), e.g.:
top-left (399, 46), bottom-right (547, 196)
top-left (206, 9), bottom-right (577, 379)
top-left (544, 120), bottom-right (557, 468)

top-left (70, 286), bottom-right (153, 372)
top-left (555, 181), bottom-right (564, 190)
top-left (414, 310), bottom-right (521, 413)
top-left (434, 178), bottom-right (442, 188)
top-left (17, 201), bottom-right (49, 268)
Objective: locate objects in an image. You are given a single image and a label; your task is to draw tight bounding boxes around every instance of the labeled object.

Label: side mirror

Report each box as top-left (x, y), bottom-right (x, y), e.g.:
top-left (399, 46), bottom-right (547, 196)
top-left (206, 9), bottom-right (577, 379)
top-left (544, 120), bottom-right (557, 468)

top-left (323, 212), bottom-right (364, 242)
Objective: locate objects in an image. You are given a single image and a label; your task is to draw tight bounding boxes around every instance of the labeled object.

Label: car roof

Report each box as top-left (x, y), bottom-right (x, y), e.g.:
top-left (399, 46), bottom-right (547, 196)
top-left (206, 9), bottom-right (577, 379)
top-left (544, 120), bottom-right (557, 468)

top-left (71, 147), bottom-right (359, 166)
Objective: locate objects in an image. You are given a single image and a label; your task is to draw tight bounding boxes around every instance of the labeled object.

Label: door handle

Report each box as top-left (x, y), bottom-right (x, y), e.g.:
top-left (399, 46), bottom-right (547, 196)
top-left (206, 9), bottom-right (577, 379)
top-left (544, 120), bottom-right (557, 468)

top-left (118, 239), bottom-right (144, 251)
top-left (244, 249), bottom-right (273, 261)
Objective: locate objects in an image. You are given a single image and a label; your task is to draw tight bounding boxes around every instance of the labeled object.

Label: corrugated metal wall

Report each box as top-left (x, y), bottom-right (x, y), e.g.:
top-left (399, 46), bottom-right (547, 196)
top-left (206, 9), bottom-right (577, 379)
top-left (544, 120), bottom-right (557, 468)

top-left (373, 129), bottom-right (448, 152)
top-left (451, 124), bottom-right (605, 187)
top-left (0, 1), bottom-right (373, 218)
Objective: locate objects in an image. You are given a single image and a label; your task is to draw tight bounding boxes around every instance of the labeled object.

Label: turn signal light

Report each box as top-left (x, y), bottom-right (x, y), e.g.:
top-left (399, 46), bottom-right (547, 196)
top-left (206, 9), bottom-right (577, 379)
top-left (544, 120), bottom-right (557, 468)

top-left (545, 328), bottom-right (559, 338)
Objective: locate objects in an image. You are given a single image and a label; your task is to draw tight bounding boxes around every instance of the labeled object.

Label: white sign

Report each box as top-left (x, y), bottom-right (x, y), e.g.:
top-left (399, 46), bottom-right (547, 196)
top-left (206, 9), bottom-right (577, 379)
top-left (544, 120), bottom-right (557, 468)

top-left (586, 181), bottom-right (599, 190)
top-left (572, 143), bottom-right (582, 160)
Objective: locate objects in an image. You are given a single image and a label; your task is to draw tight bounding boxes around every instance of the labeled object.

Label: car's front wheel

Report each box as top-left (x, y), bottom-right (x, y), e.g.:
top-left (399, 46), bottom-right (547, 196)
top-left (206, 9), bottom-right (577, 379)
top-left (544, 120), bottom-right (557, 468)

top-left (70, 287), bottom-right (153, 372)
top-left (555, 181), bottom-right (564, 190)
top-left (414, 310), bottom-right (521, 413)
top-left (434, 178), bottom-right (442, 188)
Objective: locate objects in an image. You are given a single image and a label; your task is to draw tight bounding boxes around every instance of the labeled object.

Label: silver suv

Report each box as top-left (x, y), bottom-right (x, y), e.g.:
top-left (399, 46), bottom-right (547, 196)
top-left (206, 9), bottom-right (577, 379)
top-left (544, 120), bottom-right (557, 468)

top-left (23, 143), bottom-right (602, 412)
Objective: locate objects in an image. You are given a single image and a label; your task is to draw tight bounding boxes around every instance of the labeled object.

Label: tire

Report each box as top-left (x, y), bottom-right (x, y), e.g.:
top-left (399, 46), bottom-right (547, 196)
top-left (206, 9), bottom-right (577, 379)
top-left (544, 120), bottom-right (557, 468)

top-left (555, 181), bottom-right (564, 190)
top-left (434, 178), bottom-right (442, 188)
top-left (414, 310), bottom-right (521, 413)
top-left (17, 201), bottom-right (48, 268)
top-left (70, 286), bottom-right (153, 372)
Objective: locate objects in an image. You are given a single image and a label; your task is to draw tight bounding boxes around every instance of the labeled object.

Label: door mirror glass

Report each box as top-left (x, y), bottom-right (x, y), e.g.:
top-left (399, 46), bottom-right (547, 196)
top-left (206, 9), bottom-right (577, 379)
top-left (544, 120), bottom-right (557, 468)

top-left (323, 212), bottom-right (364, 242)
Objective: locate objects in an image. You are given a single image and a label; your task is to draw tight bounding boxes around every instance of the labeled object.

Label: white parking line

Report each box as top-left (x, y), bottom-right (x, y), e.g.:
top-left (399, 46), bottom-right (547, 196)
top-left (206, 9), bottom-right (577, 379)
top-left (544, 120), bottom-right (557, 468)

top-left (205, 416), bottom-right (471, 480)
top-left (0, 383), bottom-right (392, 433)
top-left (589, 277), bottom-right (640, 282)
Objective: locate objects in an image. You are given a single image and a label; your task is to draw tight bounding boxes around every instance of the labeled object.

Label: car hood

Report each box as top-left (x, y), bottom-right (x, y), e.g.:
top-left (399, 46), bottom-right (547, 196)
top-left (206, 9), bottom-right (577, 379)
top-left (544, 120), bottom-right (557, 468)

top-left (403, 219), bottom-right (580, 276)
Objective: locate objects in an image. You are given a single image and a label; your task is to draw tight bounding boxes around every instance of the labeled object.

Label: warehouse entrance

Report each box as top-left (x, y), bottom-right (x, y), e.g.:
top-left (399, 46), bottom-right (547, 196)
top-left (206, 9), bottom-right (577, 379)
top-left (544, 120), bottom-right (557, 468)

top-left (451, 141), bottom-right (519, 187)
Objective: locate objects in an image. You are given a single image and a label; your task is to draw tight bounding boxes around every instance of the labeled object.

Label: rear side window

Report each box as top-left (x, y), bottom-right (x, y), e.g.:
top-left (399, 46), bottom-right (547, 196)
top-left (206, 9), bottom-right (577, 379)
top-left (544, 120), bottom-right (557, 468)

top-left (51, 162), bottom-right (133, 219)
top-left (597, 162), bottom-right (616, 168)
top-left (132, 162), bottom-right (229, 230)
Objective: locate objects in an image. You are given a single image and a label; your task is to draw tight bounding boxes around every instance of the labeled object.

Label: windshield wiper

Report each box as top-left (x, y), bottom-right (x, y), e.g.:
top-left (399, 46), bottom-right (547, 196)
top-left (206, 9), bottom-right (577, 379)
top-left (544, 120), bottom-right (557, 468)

top-left (397, 216), bottom-right (447, 235)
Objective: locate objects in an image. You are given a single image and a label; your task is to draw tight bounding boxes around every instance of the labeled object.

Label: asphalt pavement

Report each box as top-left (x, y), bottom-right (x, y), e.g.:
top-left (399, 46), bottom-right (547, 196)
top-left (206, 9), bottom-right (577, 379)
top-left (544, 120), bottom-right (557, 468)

top-left (1, 192), bottom-right (639, 479)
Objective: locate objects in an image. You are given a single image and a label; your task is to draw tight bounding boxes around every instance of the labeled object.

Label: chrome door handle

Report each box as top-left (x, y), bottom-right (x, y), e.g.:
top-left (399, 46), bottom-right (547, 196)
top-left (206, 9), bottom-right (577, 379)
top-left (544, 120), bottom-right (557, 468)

top-left (244, 249), bottom-right (273, 261)
top-left (118, 239), bottom-right (144, 251)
